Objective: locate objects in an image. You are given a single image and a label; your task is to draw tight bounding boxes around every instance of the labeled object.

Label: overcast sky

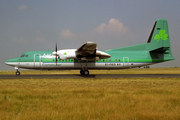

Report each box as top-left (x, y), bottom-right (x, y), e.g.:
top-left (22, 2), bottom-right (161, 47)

top-left (1, 0), bottom-right (180, 70)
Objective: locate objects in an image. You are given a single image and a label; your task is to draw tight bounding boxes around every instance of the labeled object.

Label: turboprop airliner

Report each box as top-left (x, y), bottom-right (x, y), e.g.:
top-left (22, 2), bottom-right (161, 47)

top-left (5, 19), bottom-right (174, 76)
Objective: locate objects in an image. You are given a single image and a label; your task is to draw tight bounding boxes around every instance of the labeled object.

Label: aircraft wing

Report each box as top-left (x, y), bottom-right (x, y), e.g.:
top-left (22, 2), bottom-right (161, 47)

top-left (76, 41), bottom-right (97, 56)
top-left (76, 41), bottom-right (110, 60)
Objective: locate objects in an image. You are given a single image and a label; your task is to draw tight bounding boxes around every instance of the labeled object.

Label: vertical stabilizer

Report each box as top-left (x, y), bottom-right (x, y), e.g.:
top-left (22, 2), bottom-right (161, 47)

top-left (146, 19), bottom-right (170, 51)
top-left (146, 19), bottom-right (174, 61)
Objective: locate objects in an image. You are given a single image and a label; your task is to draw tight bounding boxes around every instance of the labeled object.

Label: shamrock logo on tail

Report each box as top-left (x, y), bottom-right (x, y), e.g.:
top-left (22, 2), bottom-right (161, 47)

top-left (154, 30), bottom-right (168, 42)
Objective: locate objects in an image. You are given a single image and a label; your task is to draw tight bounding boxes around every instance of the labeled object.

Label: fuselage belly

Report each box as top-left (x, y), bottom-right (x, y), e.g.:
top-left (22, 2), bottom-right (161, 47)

top-left (10, 61), bottom-right (154, 70)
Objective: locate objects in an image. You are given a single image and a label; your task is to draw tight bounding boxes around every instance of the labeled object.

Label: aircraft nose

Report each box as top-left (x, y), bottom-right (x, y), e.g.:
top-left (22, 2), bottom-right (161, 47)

top-left (5, 59), bottom-right (11, 65)
top-left (5, 58), bottom-right (19, 67)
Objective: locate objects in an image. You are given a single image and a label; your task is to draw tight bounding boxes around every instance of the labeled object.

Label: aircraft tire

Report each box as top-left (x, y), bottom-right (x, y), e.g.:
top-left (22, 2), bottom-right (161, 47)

top-left (84, 70), bottom-right (89, 76)
top-left (80, 70), bottom-right (84, 75)
top-left (16, 71), bottom-right (20, 76)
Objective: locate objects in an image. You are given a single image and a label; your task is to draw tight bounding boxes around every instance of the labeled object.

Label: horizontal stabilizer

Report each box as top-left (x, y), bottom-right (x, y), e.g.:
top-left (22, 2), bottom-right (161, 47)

top-left (150, 47), bottom-right (170, 54)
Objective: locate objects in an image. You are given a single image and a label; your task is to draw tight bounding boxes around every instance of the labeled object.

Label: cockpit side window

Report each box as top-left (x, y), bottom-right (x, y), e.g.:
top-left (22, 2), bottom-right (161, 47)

top-left (25, 55), bottom-right (29, 57)
top-left (20, 54), bottom-right (25, 57)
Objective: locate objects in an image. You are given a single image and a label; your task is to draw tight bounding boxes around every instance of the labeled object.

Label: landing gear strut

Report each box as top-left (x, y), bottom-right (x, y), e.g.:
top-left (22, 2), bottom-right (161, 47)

top-left (16, 71), bottom-right (20, 76)
top-left (78, 60), bottom-right (89, 76)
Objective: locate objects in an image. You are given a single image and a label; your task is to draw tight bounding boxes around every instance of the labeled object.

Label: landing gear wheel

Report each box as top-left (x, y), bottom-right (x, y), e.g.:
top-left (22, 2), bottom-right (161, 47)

top-left (80, 69), bottom-right (84, 75)
top-left (80, 69), bottom-right (89, 76)
top-left (84, 70), bottom-right (89, 76)
top-left (16, 71), bottom-right (20, 76)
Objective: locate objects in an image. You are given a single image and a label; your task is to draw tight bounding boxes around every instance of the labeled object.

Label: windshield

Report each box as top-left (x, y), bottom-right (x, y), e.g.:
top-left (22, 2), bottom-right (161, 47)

top-left (20, 54), bottom-right (25, 57)
top-left (20, 54), bottom-right (29, 57)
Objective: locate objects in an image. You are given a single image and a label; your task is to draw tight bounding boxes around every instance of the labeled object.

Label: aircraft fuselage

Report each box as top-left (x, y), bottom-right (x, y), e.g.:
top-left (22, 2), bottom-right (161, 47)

top-left (5, 49), bottom-right (165, 70)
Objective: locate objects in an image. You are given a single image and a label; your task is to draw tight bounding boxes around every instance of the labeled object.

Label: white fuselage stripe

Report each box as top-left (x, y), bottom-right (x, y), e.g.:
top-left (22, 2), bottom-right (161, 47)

top-left (5, 62), bottom-right (155, 69)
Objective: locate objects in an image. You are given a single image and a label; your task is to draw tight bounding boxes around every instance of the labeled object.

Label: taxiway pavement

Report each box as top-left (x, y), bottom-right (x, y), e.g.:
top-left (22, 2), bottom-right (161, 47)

top-left (0, 74), bottom-right (180, 79)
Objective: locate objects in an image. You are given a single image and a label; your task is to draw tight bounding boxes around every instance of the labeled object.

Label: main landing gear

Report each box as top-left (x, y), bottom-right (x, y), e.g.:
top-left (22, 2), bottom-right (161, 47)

top-left (80, 69), bottom-right (89, 76)
top-left (78, 60), bottom-right (90, 76)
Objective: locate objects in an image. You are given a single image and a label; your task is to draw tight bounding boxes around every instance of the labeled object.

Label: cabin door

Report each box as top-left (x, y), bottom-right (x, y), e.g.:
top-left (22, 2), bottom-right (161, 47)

top-left (34, 54), bottom-right (41, 68)
top-left (123, 57), bottom-right (129, 66)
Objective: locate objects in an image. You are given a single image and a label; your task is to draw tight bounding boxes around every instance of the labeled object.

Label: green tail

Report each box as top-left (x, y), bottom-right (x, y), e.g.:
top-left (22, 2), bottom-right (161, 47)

top-left (147, 19), bottom-right (170, 51)
top-left (105, 19), bottom-right (174, 62)
top-left (146, 19), bottom-right (174, 61)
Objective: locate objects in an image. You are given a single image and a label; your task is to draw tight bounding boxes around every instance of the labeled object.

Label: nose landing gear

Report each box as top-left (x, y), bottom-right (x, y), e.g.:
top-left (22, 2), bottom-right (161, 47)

top-left (15, 67), bottom-right (20, 76)
top-left (16, 71), bottom-right (20, 76)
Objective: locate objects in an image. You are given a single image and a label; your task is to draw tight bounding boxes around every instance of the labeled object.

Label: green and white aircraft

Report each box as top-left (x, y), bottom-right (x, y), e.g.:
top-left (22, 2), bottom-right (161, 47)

top-left (5, 19), bottom-right (174, 76)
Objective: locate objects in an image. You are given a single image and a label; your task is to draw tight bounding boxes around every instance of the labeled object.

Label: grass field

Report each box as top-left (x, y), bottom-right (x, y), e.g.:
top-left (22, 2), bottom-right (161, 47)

top-left (0, 68), bottom-right (180, 120)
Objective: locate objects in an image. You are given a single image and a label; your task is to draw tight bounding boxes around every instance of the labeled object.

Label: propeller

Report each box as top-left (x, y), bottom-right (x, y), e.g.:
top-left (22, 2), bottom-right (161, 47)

top-left (52, 43), bottom-right (58, 65)
top-left (52, 42), bottom-right (61, 65)
top-left (55, 42), bottom-right (57, 65)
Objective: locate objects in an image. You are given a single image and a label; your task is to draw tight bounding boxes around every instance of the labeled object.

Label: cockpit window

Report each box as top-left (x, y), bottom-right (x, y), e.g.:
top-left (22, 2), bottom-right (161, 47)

top-left (20, 54), bottom-right (25, 57)
top-left (25, 55), bottom-right (29, 57)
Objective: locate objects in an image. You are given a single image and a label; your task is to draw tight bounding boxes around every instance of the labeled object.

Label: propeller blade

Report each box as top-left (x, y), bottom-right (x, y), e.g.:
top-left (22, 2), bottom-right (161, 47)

top-left (56, 42), bottom-right (57, 53)
top-left (55, 43), bottom-right (57, 65)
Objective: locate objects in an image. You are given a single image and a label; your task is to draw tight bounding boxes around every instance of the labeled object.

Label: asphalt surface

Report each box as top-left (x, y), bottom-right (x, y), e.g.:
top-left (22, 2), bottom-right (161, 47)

top-left (0, 74), bottom-right (180, 79)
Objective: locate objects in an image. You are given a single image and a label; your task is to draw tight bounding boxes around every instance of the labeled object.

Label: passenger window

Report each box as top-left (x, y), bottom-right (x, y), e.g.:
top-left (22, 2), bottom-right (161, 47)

top-left (119, 59), bottom-right (120, 62)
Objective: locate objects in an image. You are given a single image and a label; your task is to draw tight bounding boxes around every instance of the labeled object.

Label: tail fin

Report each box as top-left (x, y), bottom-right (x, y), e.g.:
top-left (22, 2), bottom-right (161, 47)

top-left (146, 19), bottom-right (174, 61)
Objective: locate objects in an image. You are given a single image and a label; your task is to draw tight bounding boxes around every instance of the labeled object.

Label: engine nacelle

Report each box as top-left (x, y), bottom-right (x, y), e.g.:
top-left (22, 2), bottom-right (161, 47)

top-left (53, 49), bottom-right (110, 60)
top-left (57, 49), bottom-right (77, 60)
top-left (96, 51), bottom-right (111, 59)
